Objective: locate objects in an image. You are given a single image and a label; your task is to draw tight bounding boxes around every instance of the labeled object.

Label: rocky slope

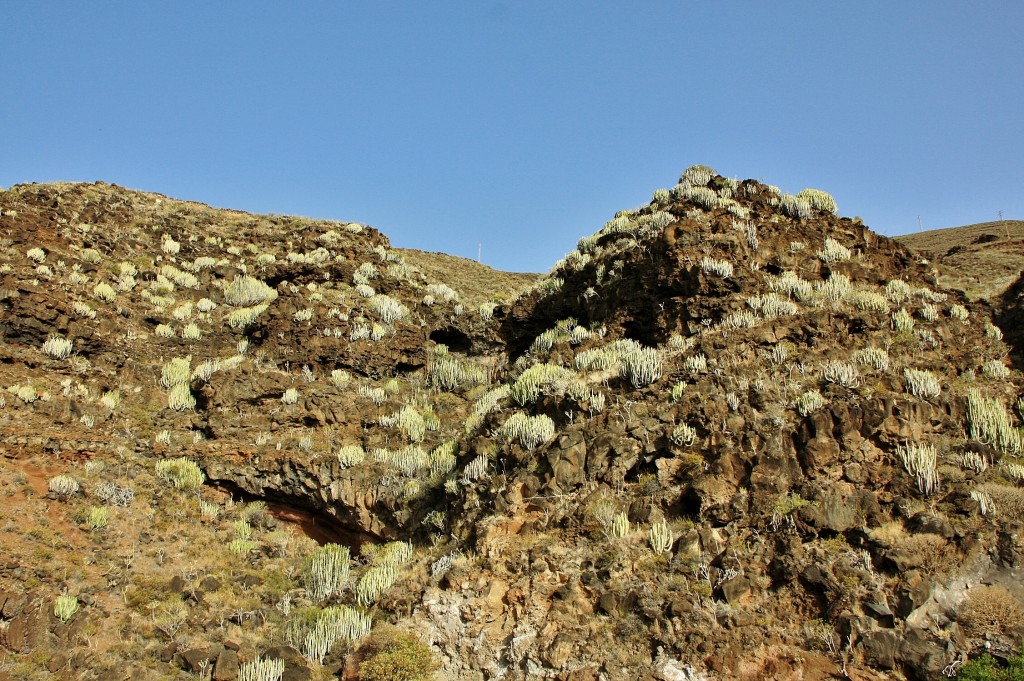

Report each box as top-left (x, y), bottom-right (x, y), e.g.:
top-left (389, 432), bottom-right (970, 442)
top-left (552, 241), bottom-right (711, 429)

top-left (0, 171), bottom-right (1022, 681)
top-left (896, 220), bottom-right (1024, 303)
top-left (896, 220), bottom-right (1024, 366)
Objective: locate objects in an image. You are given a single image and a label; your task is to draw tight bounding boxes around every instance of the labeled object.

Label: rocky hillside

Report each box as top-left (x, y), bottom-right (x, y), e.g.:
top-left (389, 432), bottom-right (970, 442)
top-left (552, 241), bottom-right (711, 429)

top-left (0, 171), bottom-right (1022, 681)
top-left (896, 220), bottom-right (1024, 367)
top-left (896, 220), bottom-right (1024, 303)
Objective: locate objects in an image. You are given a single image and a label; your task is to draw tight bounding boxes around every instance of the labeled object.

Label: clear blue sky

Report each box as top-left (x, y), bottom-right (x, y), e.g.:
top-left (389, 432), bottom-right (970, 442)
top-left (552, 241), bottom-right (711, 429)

top-left (3, 2), bottom-right (1021, 273)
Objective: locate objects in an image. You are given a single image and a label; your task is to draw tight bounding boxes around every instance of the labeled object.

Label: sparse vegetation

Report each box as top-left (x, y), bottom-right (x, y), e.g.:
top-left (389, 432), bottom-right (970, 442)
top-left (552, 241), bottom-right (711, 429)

top-left (0, 173), bottom-right (1019, 681)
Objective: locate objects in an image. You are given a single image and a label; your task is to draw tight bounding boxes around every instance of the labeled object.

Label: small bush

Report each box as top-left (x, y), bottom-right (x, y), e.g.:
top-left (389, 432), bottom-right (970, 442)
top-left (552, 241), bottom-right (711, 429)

top-left (93, 282), bottom-right (117, 303)
top-left (822, 361), bottom-right (859, 388)
top-left (42, 335), bottom-right (74, 360)
top-left (100, 390), bottom-right (121, 410)
top-left (72, 301), bottom-right (97, 319)
top-left (498, 412), bottom-right (556, 450)
top-left (48, 474), bottom-right (80, 499)
top-left (846, 289), bottom-right (889, 313)
top-left (155, 457), bottom-right (205, 490)
top-left (228, 304), bottom-right (269, 328)
top-left (796, 390), bottom-right (826, 416)
top-left (680, 164), bottom-right (716, 186)
top-left (885, 280), bottom-right (913, 304)
top-left (427, 347), bottom-right (487, 392)
top-left (359, 626), bottom-right (439, 681)
top-left (959, 585), bottom-right (1024, 641)
top-left (817, 238), bottom-right (851, 264)
top-left (957, 654), bottom-right (1024, 681)
top-left (224, 275), bottom-right (277, 307)
top-left (54, 594), bottom-right (79, 623)
top-left (181, 323), bottom-right (202, 341)
top-left (648, 518), bottom-right (674, 554)
top-left (670, 423), bottom-right (697, 447)
top-left (780, 194), bottom-right (812, 220)
top-left (896, 441), bottom-right (939, 495)
top-left (510, 363), bottom-right (575, 405)
top-left (699, 256), bottom-right (733, 279)
top-left (983, 360), bottom-right (1011, 380)
top-left (302, 543), bottom-right (351, 601)
top-left (684, 353), bottom-right (708, 374)
top-left (86, 506), bottom-right (109, 529)
top-left (815, 272), bottom-right (852, 304)
top-left (682, 185), bottom-right (719, 210)
top-left (286, 605), bottom-right (372, 664)
top-left (620, 345), bottom-right (662, 388)
top-left (237, 657), bottom-right (285, 681)
top-left (904, 368), bottom-right (941, 399)
top-left (854, 347), bottom-right (889, 371)
top-left (797, 188), bottom-right (838, 214)
top-left (337, 445), bottom-right (365, 468)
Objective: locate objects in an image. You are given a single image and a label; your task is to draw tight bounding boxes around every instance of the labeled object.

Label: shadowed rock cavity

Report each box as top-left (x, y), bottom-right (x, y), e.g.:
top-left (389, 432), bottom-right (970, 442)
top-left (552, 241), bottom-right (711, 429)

top-left (214, 480), bottom-right (375, 550)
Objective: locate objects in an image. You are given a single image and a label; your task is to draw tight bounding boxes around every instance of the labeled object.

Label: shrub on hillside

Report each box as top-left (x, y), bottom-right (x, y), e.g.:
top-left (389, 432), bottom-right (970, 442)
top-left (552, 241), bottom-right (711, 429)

top-left (956, 652), bottom-right (1024, 681)
top-left (358, 626), bottom-right (438, 681)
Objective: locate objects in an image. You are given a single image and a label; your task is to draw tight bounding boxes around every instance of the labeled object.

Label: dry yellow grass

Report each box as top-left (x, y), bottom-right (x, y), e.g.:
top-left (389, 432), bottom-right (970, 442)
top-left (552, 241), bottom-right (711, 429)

top-left (896, 220), bottom-right (1024, 301)
top-left (397, 248), bottom-right (540, 308)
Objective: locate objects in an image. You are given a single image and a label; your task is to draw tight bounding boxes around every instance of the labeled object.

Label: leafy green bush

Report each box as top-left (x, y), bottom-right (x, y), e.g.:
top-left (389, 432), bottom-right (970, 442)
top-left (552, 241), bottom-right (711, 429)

top-left (359, 626), bottom-right (438, 681)
top-left (957, 652), bottom-right (1024, 681)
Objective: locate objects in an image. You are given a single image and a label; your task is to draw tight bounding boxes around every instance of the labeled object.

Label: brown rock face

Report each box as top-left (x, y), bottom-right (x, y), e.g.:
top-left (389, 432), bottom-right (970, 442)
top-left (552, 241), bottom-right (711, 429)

top-left (0, 174), bottom-right (1021, 681)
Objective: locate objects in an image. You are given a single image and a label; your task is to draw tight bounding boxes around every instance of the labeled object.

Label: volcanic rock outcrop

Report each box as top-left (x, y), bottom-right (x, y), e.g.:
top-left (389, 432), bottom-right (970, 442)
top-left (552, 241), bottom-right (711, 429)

top-left (0, 170), bottom-right (1021, 680)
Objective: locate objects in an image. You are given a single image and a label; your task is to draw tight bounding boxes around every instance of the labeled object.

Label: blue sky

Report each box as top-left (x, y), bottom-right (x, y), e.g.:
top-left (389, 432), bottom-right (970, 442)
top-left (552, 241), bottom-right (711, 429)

top-left (3, 2), bottom-right (1021, 273)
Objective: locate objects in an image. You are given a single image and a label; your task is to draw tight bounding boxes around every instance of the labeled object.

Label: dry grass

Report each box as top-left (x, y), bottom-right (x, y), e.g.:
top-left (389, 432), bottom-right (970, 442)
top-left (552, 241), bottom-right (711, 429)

top-left (397, 248), bottom-right (540, 308)
top-left (896, 220), bottom-right (1024, 301)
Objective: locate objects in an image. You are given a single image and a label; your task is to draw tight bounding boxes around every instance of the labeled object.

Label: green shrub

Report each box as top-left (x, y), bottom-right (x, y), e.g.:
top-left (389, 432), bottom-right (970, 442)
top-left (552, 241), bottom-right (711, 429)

top-left (93, 282), bottom-right (117, 303)
top-left (427, 349), bottom-right (487, 392)
top-left (780, 194), bottom-right (812, 220)
top-left (155, 457), bottom-right (205, 490)
top-left (54, 594), bottom-right (79, 623)
top-left (302, 543), bottom-right (351, 601)
top-left (796, 390), bottom-right (826, 416)
top-left (224, 275), bottom-right (277, 306)
top-left (498, 412), bottom-right (556, 450)
top-left (237, 657), bottom-right (285, 681)
top-left (896, 441), bottom-right (939, 495)
top-left (42, 335), bottom-right (74, 360)
top-left (510, 363), bottom-right (575, 405)
top-left (619, 345), bottom-right (662, 388)
top-left (957, 652), bottom-right (1024, 681)
top-left (359, 626), bottom-right (439, 681)
top-left (680, 164), bottom-right (716, 186)
top-left (227, 538), bottom-right (258, 555)
top-left (160, 357), bottom-right (192, 388)
top-left (86, 506), bottom-right (109, 529)
top-left (817, 237), bottom-right (851, 264)
top-left (228, 303), bottom-right (269, 328)
top-left (797, 188), bottom-right (838, 214)
top-left (698, 256), bottom-right (733, 278)
top-left (167, 383), bottom-right (196, 411)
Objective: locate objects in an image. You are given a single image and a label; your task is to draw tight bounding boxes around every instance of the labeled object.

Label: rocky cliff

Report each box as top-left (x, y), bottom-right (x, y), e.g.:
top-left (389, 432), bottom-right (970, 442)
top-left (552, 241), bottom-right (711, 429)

top-left (0, 170), bottom-right (1021, 680)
